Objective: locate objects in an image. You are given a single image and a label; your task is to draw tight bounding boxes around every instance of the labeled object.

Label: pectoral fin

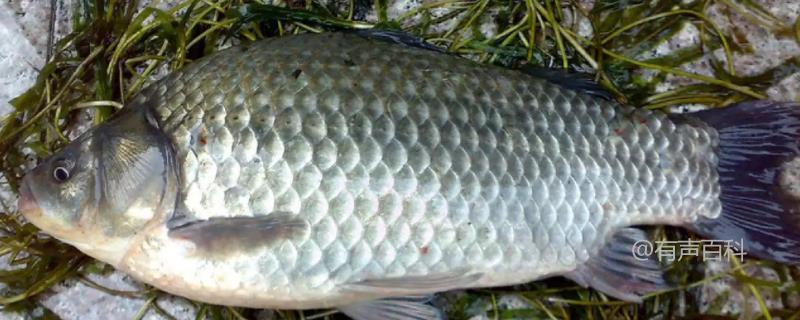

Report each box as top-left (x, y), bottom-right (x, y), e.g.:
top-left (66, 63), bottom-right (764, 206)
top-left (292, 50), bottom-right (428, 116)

top-left (565, 228), bottom-right (669, 302)
top-left (344, 269), bottom-right (483, 296)
top-left (167, 212), bottom-right (308, 255)
top-left (339, 296), bottom-right (443, 320)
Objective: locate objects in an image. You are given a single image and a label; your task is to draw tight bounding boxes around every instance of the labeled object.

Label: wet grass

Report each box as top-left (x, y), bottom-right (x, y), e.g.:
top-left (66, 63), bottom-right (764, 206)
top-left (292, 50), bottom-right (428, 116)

top-left (0, 0), bottom-right (799, 318)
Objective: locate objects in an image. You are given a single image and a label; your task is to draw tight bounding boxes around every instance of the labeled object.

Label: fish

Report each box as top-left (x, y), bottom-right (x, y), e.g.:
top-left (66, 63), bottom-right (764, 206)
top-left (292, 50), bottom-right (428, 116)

top-left (17, 30), bottom-right (800, 319)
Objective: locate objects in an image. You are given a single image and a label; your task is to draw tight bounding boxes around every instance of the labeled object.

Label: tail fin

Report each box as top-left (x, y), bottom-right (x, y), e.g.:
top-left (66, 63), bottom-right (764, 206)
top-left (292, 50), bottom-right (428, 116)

top-left (687, 101), bottom-right (800, 264)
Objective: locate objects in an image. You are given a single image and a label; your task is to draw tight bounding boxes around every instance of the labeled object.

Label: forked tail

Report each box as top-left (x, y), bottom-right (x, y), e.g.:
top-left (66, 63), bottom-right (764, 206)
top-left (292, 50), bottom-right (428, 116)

top-left (688, 101), bottom-right (800, 264)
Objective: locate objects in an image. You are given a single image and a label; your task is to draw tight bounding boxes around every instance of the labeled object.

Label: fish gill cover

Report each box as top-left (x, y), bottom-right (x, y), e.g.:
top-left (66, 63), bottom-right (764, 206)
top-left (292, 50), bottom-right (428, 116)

top-left (0, 0), bottom-right (798, 319)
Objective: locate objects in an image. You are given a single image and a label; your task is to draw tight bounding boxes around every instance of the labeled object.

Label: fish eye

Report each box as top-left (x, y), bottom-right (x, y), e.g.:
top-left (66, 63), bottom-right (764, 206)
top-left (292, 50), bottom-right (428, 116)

top-left (53, 166), bottom-right (70, 182)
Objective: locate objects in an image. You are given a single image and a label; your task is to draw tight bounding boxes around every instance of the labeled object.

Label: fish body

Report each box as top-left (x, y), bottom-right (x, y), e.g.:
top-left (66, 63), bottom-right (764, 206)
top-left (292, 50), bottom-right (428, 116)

top-left (18, 32), bottom-right (800, 314)
top-left (125, 32), bottom-right (720, 306)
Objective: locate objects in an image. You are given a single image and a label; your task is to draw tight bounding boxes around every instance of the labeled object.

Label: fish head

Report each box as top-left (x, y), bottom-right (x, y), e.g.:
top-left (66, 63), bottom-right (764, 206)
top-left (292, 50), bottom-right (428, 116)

top-left (18, 109), bottom-right (178, 266)
top-left (19, 134), bottom-right (95, 238)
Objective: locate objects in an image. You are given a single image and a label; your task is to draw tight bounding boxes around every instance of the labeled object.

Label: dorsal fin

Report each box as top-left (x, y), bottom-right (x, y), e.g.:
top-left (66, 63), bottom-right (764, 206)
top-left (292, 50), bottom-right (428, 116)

top-left (351, 29), bottom-right (446, 54)
top-left (349, 30), bottom-right (613, 101)
top-left (520, 66), bottom-right (615, 101)
top-left (347, 29), bottom-right (616, 102)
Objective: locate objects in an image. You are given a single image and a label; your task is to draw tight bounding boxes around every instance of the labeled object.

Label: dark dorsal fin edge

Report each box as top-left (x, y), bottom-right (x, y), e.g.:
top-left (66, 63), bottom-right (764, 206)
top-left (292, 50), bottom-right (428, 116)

top-left (350, 29), bottom-right (446, 54)
top-left (519, 66), bottom-right (615, 101)
top-left (349, 30), bottom-right (613, 100)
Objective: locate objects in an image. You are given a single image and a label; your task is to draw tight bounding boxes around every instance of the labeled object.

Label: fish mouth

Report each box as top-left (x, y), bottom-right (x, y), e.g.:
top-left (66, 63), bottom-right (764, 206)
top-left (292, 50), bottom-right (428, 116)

top-left (17, 178), bottom-right (76, 244)
top-left (18, 179), bottom-right (41, 216)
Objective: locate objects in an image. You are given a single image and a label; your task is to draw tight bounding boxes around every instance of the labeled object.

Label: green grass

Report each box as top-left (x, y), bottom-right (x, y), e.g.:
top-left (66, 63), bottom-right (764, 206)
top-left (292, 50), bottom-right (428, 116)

top-left (0, 0), bottom-right (799, 318)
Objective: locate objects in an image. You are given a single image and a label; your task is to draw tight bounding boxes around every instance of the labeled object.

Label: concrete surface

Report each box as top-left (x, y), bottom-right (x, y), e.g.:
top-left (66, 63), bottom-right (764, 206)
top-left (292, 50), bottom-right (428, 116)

top-left (0, 2), bottom-right (45, 116)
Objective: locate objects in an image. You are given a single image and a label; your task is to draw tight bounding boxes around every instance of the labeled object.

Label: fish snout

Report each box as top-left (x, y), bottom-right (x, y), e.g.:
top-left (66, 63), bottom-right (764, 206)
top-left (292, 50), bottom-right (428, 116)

top-left (18, 179), bottom-right (41, 215)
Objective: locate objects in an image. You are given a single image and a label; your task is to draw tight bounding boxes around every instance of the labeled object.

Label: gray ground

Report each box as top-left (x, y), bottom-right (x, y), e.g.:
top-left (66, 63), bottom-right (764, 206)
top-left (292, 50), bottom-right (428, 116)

top-left (0, 0), bottom-right (799, 319)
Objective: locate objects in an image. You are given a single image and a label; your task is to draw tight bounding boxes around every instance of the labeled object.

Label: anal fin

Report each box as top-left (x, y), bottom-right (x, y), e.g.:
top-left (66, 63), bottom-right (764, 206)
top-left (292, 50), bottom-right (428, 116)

top-left (565, 228), bottom-right (669, 302)
top-left (339, 296), bottom-right (443, 320)
top-left (343, 269), bottom-right (483, 296)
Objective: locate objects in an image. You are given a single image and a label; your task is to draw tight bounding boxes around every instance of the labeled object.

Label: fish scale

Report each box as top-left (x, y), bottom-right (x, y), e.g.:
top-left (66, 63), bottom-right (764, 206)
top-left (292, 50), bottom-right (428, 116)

top-left (105, 32), bottom-right (722, 307)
